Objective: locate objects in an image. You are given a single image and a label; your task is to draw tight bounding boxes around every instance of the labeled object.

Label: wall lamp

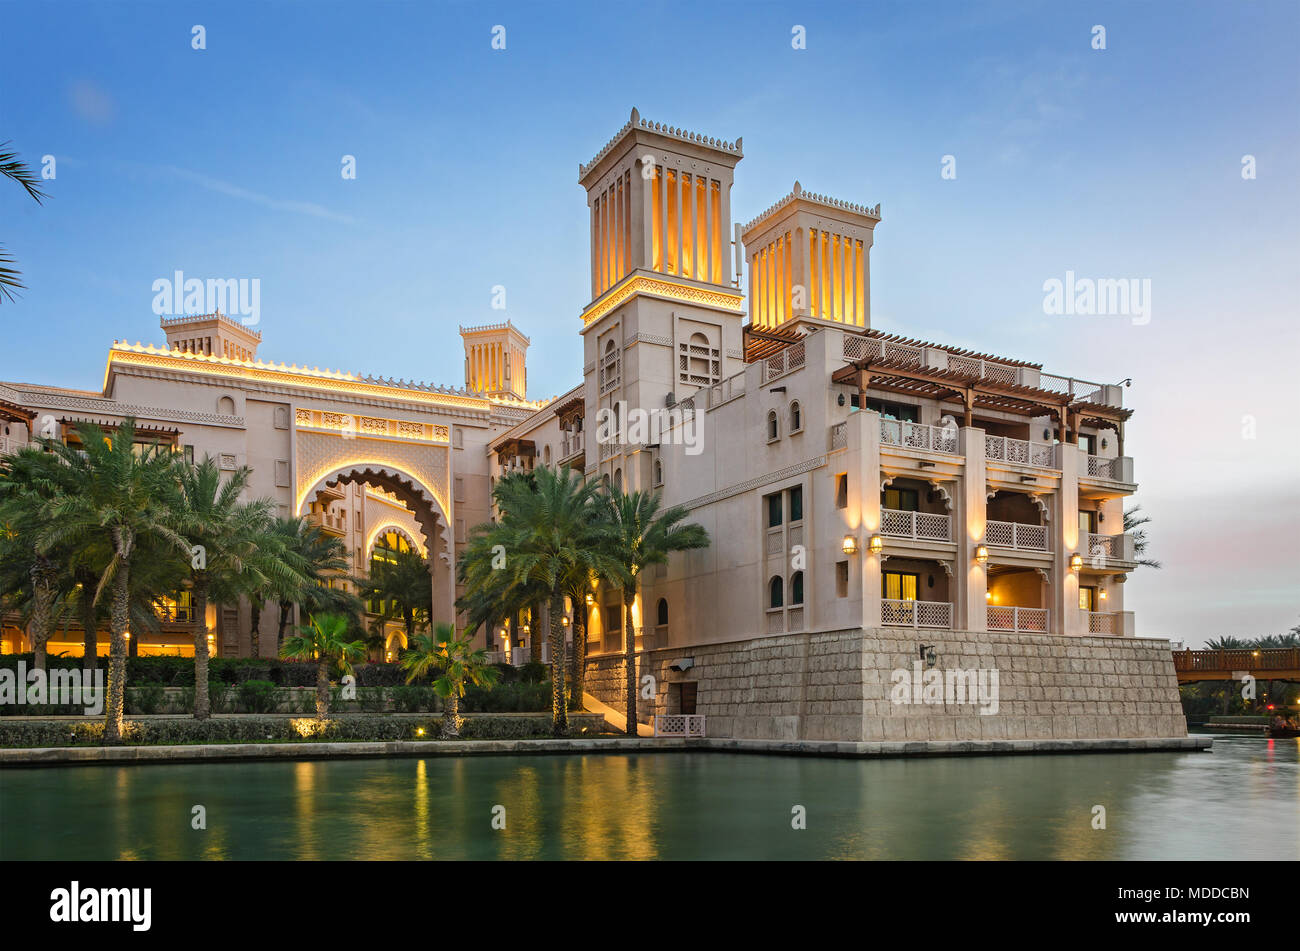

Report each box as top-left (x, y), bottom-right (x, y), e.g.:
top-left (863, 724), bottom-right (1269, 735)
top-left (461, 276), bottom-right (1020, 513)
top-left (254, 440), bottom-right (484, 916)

top-left (1070, 553), bottom-right (1083, 572)
top-left (842, 534), bottom-right (859, 555)
top-left (974, 545), bottom-right (989, 564)
top-left (869, 534), bottom-right (883, 554)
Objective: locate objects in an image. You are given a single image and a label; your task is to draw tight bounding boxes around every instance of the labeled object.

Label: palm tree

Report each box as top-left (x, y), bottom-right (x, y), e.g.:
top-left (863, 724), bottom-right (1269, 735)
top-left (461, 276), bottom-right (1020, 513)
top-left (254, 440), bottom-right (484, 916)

top-left (1123, 505), bottom-right (1161, 570)
top-left (401, 622), bottom-right (499, 737)
top-left (272, 518), bottom-right (360, 650)
top-left (362, 546), bottom-right (433, 647)
top-left (168, 457), bottom-right (303, 719)
top-left (600, 488), bottom-right (709, 735)
top-left (279, 613), bottom-right (366, 717)
top-left (36, 421), bottom-right (190, 743)
top-left (460, 467), bottom-right (606, 736)
top-left (0, 141), bottom-right (47, 303)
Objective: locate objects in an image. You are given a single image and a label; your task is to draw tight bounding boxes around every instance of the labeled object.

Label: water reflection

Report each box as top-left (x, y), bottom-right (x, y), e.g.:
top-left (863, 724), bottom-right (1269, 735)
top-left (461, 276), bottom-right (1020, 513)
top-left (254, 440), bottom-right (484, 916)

top-left (2, 736), bottom-right (1294, 860)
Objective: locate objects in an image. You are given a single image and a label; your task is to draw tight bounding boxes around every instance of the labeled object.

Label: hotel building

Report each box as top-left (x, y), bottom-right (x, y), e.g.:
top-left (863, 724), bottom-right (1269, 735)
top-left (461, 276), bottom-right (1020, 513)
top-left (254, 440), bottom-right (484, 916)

top-left (0, 110), bottom-right (1186, 741)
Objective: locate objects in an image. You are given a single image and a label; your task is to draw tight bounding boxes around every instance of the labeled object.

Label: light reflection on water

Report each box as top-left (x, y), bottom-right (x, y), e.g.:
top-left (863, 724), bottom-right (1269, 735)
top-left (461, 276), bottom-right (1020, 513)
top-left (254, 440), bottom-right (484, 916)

top-left (2, 736), bottom-right (1294, 860)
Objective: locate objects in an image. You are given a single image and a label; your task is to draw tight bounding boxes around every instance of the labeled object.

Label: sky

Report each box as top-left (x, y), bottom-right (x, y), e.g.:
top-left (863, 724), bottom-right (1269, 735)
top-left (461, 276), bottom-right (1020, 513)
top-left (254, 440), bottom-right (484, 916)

top-left (1, 0), bottom-right (1297, 645)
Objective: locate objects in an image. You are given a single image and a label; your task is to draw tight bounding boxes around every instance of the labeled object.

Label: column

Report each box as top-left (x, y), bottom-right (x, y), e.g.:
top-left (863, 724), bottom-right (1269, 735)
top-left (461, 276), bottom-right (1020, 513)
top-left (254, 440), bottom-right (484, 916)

top-left (1057, 442), bottom-right (1083, 635)
top-left (958, 426), bottom-right (988, 631)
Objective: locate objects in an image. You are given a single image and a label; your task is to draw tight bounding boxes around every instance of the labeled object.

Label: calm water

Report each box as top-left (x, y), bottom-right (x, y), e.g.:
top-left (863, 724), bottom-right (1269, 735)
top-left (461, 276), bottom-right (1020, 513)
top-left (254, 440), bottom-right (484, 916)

top-left (2, 735), bottom-right (1295, 860)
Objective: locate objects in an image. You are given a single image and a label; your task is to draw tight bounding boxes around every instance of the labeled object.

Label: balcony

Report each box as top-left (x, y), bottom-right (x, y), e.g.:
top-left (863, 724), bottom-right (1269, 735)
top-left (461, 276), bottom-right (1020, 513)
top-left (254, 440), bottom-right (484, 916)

top-left (1083, 531), bottom-right (1136, 568)
top-left (762, 342), bottom-right (806, 383)
top-left (879, 418), bottom-right (958, 454)
top-left (987, 605), bottom-right (1049, 633)
top-left (558, 431), bottom-right (584, 463)
top-left (880, 508), bottom-right (951, 542)
top-left (985, 435), bottom-right (1057, 468)
top-left (881, 599), bottom-right (952, 629)
top-left (306, 510), bottom-right (347, 536)
top-left (1083, 454), bottom-right (1134, 484)
top-left (1086, 611), bottom-right (1117, 635)
top-left (984, 520), bottom-right (1048, 552)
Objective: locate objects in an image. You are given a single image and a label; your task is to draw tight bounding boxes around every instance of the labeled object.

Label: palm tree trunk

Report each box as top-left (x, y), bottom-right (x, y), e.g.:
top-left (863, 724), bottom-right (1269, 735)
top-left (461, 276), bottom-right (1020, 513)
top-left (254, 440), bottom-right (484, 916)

top-left (549, 593), bottom-right (568, 736)
top-left (249, 599), bottom-right (261, 660)
top-left (443, 688), bottom-right (460, 738)
top-left (316, 658), bottom-right (330, 717)
top-left (277, 600), bottom-right (291, 649)
top-left (568, 604), bottom-right (587, 711)
top-left (28, 568), bottom-right (54, 672)
top-left (193, 577), bottom-right (211, 720)
top-left (623, 591), bottom-right (637, 736)
top-left (104, 563), bottom-right (130, 745)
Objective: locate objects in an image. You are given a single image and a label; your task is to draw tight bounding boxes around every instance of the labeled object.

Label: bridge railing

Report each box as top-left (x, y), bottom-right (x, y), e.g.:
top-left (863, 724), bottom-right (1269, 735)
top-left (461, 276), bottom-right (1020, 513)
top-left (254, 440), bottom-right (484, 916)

top-left (1172, 648), bottom-right (1300, 672)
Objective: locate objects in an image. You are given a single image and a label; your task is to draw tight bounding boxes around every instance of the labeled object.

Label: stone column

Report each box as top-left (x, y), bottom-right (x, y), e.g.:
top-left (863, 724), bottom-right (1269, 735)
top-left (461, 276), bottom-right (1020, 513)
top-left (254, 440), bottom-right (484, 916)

top-left (857, 410), bottom-right (882, 631)
top-left (1056, 442), bottom-right (1084, 635)
top-left (958, 426), bottom-right (988, 631)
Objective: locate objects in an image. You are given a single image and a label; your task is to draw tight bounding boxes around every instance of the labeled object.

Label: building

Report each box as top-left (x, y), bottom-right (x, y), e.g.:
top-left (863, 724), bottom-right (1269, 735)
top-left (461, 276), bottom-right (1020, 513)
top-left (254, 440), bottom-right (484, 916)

top-left (0, 110), bottom-right (1186, 741)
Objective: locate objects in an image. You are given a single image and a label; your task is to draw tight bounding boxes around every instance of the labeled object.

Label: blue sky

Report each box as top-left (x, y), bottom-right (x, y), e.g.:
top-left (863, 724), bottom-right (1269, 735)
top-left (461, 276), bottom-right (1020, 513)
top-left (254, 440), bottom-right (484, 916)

top-left (2, 0), bottom-right (1297, 643)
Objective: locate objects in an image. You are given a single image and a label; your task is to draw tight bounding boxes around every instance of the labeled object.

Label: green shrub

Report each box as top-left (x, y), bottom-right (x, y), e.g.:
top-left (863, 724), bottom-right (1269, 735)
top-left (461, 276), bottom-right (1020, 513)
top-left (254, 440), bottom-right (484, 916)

top-left (357, 685), bottom-right (387, 712)
top-left (519, 661), bottom-right (547, 684)
top-left (391, 684), bottom-right (434, 713)
top-left (126, 683), bottom-right (166, 715)
top-left (462, 681), bottom-right (550, 713)
top-left (236, 680), bottom-right (281, 714)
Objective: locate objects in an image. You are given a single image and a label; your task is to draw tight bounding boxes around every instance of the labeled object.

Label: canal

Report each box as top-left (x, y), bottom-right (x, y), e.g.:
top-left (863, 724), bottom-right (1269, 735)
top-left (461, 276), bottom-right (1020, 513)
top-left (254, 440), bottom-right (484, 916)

top-left (2, 735), bottom-right (1295, 860)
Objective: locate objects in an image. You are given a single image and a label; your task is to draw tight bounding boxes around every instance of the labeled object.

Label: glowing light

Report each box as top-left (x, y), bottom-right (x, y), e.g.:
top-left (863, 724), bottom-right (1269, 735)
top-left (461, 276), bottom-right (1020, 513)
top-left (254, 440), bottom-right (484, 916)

top-left (842, 534), bottom-right (859, 555)
top-left (975, 545), bottom-right (989, 564)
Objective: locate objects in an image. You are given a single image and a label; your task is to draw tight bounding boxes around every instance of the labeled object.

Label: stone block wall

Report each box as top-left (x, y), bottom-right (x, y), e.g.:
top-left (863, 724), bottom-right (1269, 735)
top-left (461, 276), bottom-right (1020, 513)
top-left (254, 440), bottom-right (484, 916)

top-left (583, 628), bottom-right (1187, 741)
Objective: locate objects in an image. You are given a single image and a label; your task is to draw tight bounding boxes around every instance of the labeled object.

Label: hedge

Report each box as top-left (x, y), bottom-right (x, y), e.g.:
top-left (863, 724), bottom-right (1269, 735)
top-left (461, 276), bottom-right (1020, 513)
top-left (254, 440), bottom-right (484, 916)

top-left (0, 713), bottom-right (604, 747)
top-left (0, 654), bottom-right (413, 688)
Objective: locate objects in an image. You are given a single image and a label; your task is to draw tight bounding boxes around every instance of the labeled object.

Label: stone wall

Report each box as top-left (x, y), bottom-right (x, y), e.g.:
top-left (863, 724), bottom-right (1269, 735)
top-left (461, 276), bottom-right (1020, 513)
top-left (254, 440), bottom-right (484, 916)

top-left (584, 628), bottom-right (1187, 741)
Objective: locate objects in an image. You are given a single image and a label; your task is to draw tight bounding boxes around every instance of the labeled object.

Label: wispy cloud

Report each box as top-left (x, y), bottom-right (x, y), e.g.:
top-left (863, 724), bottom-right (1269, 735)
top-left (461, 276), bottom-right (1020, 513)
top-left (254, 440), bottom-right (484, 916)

top-left (160, 165), bottom-right (356, 224)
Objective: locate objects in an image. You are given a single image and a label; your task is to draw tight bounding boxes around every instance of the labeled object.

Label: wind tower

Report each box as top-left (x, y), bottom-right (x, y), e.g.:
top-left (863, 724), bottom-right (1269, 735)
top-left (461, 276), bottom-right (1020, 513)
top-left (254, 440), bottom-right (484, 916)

top-left (578, 108), bottom-right (746, 491)
top-left (460, 320), bottom-right (530, 399)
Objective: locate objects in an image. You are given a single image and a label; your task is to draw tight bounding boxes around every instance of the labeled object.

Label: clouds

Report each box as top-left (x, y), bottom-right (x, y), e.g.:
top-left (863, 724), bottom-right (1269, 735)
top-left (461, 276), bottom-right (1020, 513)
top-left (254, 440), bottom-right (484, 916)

top-left (159, 166), bottom-right (357, 225)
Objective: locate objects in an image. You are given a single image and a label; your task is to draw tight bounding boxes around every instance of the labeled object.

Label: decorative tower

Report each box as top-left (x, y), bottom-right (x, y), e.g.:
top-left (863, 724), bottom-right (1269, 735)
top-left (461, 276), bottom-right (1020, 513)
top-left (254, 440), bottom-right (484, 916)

top-left (460, 320), bottom-right (530, 399)
top-left (741, 182), bottom-right (881, 335)
top-left (160, 312), bottom-right (262, 361)
top-left (577, 108), bottom-right (747, 491)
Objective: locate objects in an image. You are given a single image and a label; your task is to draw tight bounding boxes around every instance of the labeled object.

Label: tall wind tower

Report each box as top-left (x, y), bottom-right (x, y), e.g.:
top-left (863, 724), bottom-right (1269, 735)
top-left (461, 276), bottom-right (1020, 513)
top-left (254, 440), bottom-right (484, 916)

top-left (460, 320), bottom-right (530, 399)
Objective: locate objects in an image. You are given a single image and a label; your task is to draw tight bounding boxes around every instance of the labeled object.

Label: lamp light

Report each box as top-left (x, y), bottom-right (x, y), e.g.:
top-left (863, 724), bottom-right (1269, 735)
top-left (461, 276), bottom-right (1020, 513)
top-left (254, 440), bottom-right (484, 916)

top-left (869, 534), bottom-right (883, 554)
top-left (1070, 553), bottom-right (1083, 571)
top-left (585, 593), bottom-right (595, 605)
top-left (975, 545), bottom-right (989, 564)
top-left (842, 534), bottom-right (859, 555)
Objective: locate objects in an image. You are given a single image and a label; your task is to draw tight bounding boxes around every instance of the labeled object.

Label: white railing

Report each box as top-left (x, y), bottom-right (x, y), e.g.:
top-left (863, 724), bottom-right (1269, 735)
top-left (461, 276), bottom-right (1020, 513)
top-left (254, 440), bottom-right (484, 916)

top-left (1087, 611), bottom-right (1118, 635)
top-left (766, 608), bottom-right (784, 635)
top-left (1085, 455), bottom-right (1116, 479)
top-left (706, 371), bottom-right (746, 408)
top-left (654, 714), bottom-right (706, 737)
top-left (881, 599), bottom-right (952, 629)
top-left (947, 354), bottom-right (1018, 386)
top-left (984, 520), bottom-right (1048, 551)
top-left (0, 436), bottom-right (23, 455)
top-left (559, 431), bottom-right (584, 460)
top-left (880, 508), bottom-right (951, 542)
top-left (879, 418), bottom-right (959, 454)
top-left (985, 435), bottom-right (1057, 468)
top-left (764, 342), bottom-right (806, 382)
top-left (484, 650), bottom-right (507, 665)
top-left (987, 606), bottom-right (1049, 633)
top-left (829, 421), bottom-right (848, 451)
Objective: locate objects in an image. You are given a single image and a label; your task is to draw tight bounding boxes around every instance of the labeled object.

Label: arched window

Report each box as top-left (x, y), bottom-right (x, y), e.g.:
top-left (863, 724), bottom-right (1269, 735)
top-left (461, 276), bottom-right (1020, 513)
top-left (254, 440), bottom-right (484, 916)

top-left (656, 598), bottom-right (668, 626)
top-left (768, 576), bottom-right (784, 609)
top-left (543, 445), bottom-right (552, 466)
top-left (653, 458), bottom-right (663, 486)
top-left (600, 338), bottom-right (620, 391)
top-left (767, 410), bottom-right (779, 441)
top-left (217, 396), bottom-right (236, 415)
top-left (789, 400), bottom-right (802, 432)
top-left (612, 468), bottom-right (622, 492)
top-left (791, 571), bottom-right (804, 605)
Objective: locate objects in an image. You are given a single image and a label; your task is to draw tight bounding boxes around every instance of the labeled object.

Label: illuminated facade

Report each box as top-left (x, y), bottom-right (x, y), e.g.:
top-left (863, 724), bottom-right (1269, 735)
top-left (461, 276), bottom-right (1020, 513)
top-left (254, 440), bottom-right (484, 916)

top-left (0, 110), bottom-right (1186, 742)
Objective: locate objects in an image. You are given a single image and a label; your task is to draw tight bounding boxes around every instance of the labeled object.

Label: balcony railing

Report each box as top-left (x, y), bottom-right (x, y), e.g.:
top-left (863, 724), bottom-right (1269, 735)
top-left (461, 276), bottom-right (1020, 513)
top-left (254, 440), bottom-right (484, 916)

top-left (1084, 532), bottom-right (1135, 567)
top-left (706, 372), bottom-right (746, 408)
top-left (306, 511), bottom-right (347, 535)
top-left (881, 599), bottom-right (952, 629)
top-left (654, 714), bottom-right (706, 737)
top-left (879, 418), bottom-right (958, 454)
top-left (763, 342), bottom-right (806, 382)
top-left (0, 435), bottom-right (24, 456)
top-left (1087, 611), bottom-right (1119, 635)
top-left (880, 508), bottom-right (951, 542)
top-left (985, 520), bottom-right (1048, 551)
top-left (985, 435), bottom-right (1057, 468)
top-left (559, 431), bottom-right (584, 460)
top-left (829, 421), bottom-right (848, 451)
top-left (987, 605), bottom-right (1049, 632)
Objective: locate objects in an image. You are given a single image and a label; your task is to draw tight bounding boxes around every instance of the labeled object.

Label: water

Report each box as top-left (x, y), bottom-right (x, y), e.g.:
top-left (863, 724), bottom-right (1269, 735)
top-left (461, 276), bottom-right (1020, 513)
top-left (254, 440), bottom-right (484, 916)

top-left (2, 735), bottom-right (1295, 860)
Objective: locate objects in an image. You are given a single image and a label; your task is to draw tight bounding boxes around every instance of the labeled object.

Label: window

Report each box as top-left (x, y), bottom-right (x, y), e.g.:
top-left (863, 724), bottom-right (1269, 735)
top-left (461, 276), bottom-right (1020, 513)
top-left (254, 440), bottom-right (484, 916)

top-left (767, 410), bottom-right (779, 441)
top-left (1079, 510), bottom-right (1097, 537)
top-left (836, 560), bottom-right (849, 598)
top-left (217, 396), bottom-right (236, 415)
top-left (766, 493), bottom-right (782, 528)
top-left (791, 571), bottom-right (804, 605)
top-left (788, 486), bottom-right (803, 522)
top-left (789, 401), bottom-right (802, 432)
top-left (656, 598), bottom-right (668, 626)
top-left (882, 571), bottom-right (919, 601)
top-left (864, 398), bottom-right (919, 422)
top-left (768, 576), bottom-right (784, 609)
top-left (1079, 585), bottom-right (1096, 611)
top-left (613, 468), bottom-right (622, 492)
top-left (1077, 433), bottom-right (1096, 455)
top-left (835, 473), bottom-right (848, 509)
top-left (883, 487), bottom-right (919, 512)
top-left (600, 338), bottom-right (621, 393)
top-left (653, 457), bottom-right (663, 487)
top-left (679, 331), bottom-right (720, 386)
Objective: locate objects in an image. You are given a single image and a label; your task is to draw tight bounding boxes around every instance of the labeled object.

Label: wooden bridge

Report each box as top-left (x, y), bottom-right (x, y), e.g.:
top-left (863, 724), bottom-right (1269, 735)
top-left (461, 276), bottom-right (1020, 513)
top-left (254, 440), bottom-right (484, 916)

top-left (1173, 648), bottom-right (1300, 684)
